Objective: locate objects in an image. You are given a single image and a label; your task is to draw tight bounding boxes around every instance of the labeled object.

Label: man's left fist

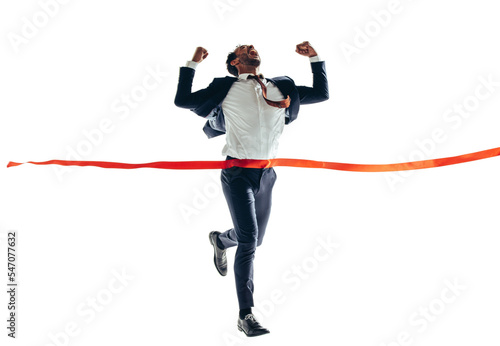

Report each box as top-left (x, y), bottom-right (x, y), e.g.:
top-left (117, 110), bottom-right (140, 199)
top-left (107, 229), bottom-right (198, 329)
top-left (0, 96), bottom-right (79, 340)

top-left (295, 41), bottom-right (317, 57)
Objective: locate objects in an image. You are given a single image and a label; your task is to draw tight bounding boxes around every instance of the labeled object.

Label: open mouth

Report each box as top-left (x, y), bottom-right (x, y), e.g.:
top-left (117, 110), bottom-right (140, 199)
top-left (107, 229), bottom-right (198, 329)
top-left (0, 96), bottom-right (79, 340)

top-left (248, 49), bottom-right (258, 58)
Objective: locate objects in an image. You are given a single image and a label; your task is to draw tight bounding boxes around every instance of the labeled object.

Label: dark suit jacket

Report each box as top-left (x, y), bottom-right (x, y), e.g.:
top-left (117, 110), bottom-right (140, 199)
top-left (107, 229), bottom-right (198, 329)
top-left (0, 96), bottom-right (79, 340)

top-left (174, 61), bottom-right (329, 138)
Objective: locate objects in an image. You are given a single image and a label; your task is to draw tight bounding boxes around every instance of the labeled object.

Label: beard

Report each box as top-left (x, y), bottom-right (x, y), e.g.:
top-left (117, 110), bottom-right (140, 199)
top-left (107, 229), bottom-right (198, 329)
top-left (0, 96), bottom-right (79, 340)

top-left (238, 53), bottom-right (261, 67)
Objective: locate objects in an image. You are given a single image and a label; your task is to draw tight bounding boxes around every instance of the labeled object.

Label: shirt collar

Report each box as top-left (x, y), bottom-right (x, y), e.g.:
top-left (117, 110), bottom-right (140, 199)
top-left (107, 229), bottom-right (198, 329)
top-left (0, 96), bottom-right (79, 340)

top-left (238, 73), bottom-right (265, 80)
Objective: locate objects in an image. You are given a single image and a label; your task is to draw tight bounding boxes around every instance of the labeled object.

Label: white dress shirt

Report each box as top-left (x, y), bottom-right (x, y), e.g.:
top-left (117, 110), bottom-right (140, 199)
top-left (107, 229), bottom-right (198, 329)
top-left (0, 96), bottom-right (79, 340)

top-left (185, 56), bottom-right (321, 159)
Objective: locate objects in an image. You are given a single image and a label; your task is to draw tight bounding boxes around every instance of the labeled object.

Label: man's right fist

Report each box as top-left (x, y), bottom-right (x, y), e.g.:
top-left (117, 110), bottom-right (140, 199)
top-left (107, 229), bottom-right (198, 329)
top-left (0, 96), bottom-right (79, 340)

top-left (192, 47), bottom-right (208, 63)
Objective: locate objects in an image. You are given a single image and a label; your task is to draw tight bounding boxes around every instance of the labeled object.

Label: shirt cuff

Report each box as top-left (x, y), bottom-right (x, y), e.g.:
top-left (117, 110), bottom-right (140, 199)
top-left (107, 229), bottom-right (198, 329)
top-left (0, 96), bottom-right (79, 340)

top-left (309, 55), bottom-right (322, 63)
top-left (185, 60), bottom-right (199, 69)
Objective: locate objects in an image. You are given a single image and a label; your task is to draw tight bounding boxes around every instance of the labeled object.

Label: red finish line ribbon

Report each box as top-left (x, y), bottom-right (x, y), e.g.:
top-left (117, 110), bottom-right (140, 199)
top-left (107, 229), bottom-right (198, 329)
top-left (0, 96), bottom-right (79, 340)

top-left (6, 147), bottom-right (500, 172)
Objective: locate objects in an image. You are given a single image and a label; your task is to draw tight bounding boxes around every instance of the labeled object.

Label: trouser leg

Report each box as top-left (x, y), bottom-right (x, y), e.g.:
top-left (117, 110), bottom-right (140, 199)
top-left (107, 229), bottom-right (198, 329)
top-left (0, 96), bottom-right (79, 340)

top-left (254, 168), bottom-right (277, 246)
top-left (219, 166), bottom-right (277, 309)
top-left (219, 168), bottom-right (277, 248)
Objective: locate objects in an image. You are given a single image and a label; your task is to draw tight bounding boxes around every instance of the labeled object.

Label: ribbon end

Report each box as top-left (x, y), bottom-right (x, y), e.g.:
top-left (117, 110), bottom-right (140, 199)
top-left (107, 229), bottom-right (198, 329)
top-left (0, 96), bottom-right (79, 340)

top-left (7, 162), bottom-right (22, 168)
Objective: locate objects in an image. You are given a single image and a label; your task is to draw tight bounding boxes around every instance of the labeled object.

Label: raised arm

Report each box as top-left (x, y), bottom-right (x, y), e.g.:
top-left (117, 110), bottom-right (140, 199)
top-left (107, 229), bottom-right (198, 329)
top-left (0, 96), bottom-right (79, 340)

top-left (174, 47), bottom-right (215, 109)
top-left (294, 41), bottom-right (329, 104)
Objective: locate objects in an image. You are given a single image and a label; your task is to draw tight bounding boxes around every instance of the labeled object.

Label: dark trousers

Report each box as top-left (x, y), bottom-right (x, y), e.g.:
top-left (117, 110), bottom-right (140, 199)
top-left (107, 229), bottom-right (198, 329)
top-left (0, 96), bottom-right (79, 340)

top-left (218, 160), bottom-right (277, 309)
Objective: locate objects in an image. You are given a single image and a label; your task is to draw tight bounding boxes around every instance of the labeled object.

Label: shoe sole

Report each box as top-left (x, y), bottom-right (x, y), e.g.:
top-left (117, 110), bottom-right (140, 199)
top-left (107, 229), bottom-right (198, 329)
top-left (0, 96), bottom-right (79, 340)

top-left (209, 232), bottom-right (227, 276)
top-left (237, 325), bottom-right (270, 337)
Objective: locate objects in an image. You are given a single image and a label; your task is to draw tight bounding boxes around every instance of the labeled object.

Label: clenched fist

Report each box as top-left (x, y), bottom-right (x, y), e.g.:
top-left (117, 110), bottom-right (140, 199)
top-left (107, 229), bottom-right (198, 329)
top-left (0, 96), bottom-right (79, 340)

top-left (295, 41), bottom-right (317, 58)
top-left (192, 47), bottom-right (209, 63)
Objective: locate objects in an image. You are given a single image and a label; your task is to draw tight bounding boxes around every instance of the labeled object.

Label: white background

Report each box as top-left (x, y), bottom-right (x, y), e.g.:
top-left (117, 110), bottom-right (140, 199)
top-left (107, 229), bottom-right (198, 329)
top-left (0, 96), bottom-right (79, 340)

top-left (1, 0), bottom-right (500, 345)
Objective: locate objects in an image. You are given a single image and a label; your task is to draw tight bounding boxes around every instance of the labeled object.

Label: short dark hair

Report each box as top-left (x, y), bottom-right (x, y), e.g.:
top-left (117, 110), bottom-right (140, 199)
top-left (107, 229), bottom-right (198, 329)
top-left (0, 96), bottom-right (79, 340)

top-left (226, 51), bottom-right (238, 77)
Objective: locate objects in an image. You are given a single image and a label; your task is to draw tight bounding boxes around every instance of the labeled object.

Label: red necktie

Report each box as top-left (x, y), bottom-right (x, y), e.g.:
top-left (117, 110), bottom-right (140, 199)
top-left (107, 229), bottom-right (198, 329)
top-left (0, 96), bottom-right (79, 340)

top-left (248, 74), bottom-right (291, 109)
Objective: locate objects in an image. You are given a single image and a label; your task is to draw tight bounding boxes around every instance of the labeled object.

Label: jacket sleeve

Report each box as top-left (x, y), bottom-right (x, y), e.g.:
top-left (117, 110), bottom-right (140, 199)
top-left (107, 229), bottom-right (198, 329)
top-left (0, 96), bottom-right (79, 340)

top-left (202, 105), bottom-right (226, 138)
top-left (296, 61), bottom-right (329, 105)
top-left (174, 67), bottom-right (216, 110)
